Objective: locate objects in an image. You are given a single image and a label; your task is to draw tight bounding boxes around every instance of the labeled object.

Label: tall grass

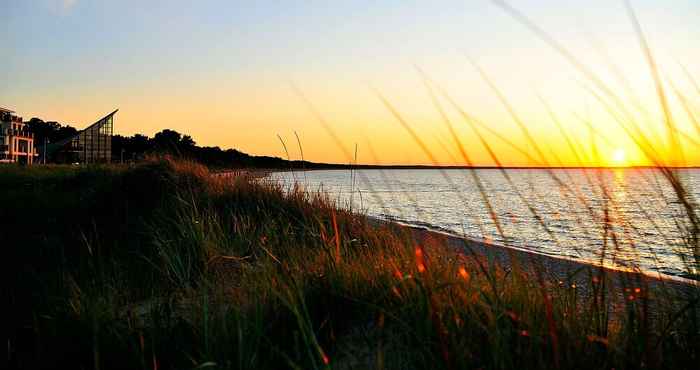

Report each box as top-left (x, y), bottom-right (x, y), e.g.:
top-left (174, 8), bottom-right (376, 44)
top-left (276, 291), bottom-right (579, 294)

top-left (2, 157), bottom-right (698, 369)
top-left (2, 2), bottom-right (699, 368)
top-left (280, 2), bottom-right (700, 368)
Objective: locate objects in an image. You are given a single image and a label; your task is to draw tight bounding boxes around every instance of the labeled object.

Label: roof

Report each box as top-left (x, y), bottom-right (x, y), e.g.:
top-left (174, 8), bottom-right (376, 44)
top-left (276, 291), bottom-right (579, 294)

top-left (49, 109), bottom-right (119, 149)
top-left (0, 107), bottom-right (16, 114)
top-left (80, 109), bottom-right (119, 132)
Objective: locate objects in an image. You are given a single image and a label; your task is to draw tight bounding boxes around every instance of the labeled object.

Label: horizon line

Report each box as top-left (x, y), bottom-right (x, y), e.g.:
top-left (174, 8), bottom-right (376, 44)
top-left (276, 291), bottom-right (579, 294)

top-left (279, 161), bottom-right (700, 170)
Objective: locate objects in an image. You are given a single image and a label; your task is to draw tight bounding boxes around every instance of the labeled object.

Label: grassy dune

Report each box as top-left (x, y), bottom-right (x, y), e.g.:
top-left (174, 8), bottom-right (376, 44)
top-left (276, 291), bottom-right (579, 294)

top-left (2, 159), bottom-right (698, 369)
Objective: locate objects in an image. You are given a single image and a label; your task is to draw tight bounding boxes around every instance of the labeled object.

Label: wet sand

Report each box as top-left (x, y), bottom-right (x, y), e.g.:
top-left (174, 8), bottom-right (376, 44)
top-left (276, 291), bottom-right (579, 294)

top-left (370, 216), bottom-right (698, 302)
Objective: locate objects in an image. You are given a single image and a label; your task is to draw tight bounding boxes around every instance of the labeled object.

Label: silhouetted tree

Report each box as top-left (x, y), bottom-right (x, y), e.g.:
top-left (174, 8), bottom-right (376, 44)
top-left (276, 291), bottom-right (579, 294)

top-left (26, 114), bottom-right (325, 168)
top-left (26, 118), bottom-right (78, 146)
top-left (113, 133), bottom-right (154, 161)
top-left (152, 129), bottom-right (183, 154)
top-left (129, 134), bottom-right (151, 154)
top-left (181, 135), bottom-right (196, 148)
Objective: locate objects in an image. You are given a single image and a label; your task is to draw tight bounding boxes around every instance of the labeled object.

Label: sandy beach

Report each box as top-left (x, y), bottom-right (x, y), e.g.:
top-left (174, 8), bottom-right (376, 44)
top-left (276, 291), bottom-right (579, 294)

top-left (370, 216), bottom-right (698, 303)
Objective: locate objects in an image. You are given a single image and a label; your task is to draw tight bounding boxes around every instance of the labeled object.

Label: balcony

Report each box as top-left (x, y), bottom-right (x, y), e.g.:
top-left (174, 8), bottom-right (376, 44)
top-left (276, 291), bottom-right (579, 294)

top-left (0, 114), bottom-right (22, 123)
top-left (1, 128), bottom-right (33, 138)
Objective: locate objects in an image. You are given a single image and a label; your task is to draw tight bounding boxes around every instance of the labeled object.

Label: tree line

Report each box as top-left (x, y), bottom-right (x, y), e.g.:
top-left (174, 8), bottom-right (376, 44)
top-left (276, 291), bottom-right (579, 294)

top-left (25, 117), bottom-right (343, 169)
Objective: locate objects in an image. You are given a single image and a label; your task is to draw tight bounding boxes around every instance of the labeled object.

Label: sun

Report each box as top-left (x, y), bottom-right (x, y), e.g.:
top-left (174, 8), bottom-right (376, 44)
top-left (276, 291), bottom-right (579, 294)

top-left (612, 148), bottom-right (626, 166)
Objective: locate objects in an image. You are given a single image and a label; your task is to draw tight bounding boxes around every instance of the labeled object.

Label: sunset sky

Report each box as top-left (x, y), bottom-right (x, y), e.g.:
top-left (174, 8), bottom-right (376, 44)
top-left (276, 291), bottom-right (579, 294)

top-left (3, 0), bottom-right (699, 166)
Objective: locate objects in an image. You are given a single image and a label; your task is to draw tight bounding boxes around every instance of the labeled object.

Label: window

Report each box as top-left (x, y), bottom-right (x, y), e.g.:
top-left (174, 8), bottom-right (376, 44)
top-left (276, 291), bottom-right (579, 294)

top-left (18, 140), bottom-right (28, 153)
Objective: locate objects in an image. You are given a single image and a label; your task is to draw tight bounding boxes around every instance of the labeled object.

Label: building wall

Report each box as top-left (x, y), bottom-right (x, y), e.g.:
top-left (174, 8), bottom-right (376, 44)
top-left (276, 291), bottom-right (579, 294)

top-left (0, 119), bottom-right (36, 164)
top-left (55, 111), bottom-right (114, 164)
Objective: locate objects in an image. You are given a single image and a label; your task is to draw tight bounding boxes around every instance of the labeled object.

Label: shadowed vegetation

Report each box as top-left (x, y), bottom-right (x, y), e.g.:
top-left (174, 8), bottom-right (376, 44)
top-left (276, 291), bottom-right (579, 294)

top-left (2, 159), bottom-right (698, 369)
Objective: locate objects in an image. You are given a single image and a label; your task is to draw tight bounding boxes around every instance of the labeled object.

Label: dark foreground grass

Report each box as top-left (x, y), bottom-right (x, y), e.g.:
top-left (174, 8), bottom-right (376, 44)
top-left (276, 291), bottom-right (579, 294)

top-left (1, 159), bottom-right (698, 369)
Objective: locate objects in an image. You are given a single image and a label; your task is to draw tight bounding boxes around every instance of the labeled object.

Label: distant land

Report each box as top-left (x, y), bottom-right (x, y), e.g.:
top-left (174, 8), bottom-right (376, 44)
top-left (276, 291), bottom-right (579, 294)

top-left (25, 116), bottom-right (698, 170)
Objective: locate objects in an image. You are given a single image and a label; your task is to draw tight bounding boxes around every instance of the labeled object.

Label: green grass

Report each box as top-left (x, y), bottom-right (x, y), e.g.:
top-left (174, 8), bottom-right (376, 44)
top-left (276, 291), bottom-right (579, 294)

top-left (2, 159), bottom-right (698, 369)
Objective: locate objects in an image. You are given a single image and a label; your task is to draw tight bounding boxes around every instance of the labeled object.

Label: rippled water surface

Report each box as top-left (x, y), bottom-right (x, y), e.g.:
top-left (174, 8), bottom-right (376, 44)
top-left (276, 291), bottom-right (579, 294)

top-left (273, 169), bottom-right (700, 278)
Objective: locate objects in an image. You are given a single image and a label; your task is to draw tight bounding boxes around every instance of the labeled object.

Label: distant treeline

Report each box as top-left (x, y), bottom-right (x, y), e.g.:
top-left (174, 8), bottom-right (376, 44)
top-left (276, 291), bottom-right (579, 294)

top-left (111, 129), bottom-right (347, 169)
top-left (26, 118), bottom-right (79, 145)
top-left (26, 117), bottom-right (347, 169)
top-left (27, 116), bottom-right (531, 170)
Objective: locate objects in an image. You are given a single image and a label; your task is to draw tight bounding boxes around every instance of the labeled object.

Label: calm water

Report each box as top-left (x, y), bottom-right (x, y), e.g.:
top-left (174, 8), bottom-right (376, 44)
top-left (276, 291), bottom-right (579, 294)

top-left (273, 169), bottom-right (700, 278)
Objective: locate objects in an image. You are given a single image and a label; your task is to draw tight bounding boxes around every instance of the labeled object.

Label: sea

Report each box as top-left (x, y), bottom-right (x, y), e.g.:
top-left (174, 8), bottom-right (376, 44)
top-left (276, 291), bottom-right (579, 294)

top-left (273, 168), bottom-right (700, 279)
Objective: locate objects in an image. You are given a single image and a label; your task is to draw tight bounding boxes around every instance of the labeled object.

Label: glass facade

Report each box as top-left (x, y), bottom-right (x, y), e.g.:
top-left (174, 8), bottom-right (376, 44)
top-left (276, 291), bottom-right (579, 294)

top-left (51, 110), bottom-right (116, 164)
top-left (70, 113), bottom-right (113, 163)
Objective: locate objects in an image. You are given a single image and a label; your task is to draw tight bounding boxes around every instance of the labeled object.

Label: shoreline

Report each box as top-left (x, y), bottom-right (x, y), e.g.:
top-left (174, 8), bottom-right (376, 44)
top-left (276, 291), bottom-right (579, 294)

top-left (367, 216), bottom-right (698, 294)
top-left (264, 169), bottom-right (698, 289)
top-left (8, 159), bottom-right (698, 367)
top-left (243, 166), bottom-right (700, 172)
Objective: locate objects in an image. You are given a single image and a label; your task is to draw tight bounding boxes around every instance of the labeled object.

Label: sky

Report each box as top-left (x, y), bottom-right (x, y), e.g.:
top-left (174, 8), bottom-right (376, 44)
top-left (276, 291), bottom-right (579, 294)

top-left (3, 0), bottom-right (700, 166)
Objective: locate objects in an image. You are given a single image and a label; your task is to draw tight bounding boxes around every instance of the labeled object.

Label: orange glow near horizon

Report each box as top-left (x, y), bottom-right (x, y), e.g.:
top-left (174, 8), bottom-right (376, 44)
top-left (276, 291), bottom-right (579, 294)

top-left (4, 1), bottom-right (700, 168)
top-left (12, 83), bottom-right (699, 168)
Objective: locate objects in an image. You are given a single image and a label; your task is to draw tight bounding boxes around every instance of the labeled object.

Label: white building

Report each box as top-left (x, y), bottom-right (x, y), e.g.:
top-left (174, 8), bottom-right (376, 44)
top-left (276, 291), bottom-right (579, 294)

top-left (0, 107), bottom-right (37, 164)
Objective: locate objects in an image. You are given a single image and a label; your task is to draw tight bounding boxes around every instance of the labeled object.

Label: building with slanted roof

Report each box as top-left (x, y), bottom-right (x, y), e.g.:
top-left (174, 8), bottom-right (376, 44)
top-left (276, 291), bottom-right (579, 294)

top-left (0, 107), bottom-right (37, 164)
top-left (47, 109), bottom-right (117, 164)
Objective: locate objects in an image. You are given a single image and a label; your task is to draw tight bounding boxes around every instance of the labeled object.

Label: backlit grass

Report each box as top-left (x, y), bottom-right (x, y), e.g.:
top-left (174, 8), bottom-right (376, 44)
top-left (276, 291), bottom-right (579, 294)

top-left (2, 158), bottom-right (698, 369)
